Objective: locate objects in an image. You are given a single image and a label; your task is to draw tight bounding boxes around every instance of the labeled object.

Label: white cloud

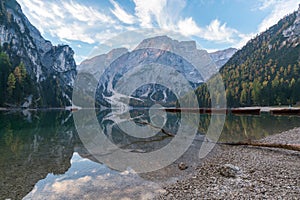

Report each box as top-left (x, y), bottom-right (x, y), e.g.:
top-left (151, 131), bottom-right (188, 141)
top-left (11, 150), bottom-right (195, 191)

top-left (19, 0), bottom-right (283, 57)
top-left (202, 19), bottom-right (239, 43)
top-left (178, 17), bottom-right (202, 36)
top-left (110, 0), bottom-right (136, 24)
top-left (258, 0), bottom-right (299, 33)
top-left (52, 23), bottom-right (96, 44)
top-left (18, 0), bottom-right (250, 48)
top-left (51, 176), bottom-right (92, 194)
top-left (132, 0), bottom-right (186, 30)
top-left (62, 1), bottom-right (113, 24)
top-left (133, 0), bottom-right (167, 28)
top-left (18, 0), bottom-right (118, 44)
top-left (50, 4), bottom-right (64, 19)
top-left (178, 18), bottom-right (245, 44)
top-left (131, 0), bottom-right (247, 45)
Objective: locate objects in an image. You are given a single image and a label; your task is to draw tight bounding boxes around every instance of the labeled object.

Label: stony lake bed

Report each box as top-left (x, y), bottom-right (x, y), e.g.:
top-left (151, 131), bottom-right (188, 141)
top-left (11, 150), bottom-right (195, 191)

top-left (155, 127), bottom-right (300, 199)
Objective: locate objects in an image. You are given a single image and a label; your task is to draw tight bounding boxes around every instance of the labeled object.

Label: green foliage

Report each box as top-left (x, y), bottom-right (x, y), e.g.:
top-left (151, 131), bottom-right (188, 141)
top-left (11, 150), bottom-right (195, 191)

top-left (0, 51), bottom-right (12, 104)
top-left (13, 66), bottom-right (21, 83)
top-left (0, 0), bottom-right (73, 108)
top-left (7, 72), bottom-right (15, 96)
top-left (197, 11), bottom-right (300, 107)
top-left (0, 49), bottom-right (36, 107)
top-left (19, 62), bottom-right (26, 80)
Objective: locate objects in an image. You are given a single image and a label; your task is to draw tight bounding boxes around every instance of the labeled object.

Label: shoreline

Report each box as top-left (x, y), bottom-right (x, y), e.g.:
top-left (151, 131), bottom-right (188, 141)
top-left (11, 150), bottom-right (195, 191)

top-left (155, 127), bottom-right (300, 199)
top-left (0, 105), bottom-right (299, 111)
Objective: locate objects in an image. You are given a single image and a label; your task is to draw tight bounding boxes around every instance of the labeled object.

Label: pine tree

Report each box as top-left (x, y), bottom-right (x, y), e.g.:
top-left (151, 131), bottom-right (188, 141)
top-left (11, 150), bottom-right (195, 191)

top-left (7, 73), bottom-right (16, 96)
top-left (0, 51), bottom-right (12, 105)
top-left (14, 66), bottom-right (22, 83)
top-left (19, 62), bottom-right (27, 80)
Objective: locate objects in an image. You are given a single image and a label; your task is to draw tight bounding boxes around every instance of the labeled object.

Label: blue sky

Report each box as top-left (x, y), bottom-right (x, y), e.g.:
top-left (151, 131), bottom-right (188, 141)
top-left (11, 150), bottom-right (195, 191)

top-left (18, 0), bottom-right (299, 64)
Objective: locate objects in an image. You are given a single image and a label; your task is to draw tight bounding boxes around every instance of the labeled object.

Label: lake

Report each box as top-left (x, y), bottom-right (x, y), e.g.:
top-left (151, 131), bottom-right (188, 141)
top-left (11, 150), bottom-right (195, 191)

top-left (0, 110), bottom-right (299, 199)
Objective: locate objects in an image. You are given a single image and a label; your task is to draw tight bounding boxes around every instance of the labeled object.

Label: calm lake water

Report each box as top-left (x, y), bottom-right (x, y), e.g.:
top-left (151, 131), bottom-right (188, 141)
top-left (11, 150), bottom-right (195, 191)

top-left (0, 110), bottom-right (299, 199)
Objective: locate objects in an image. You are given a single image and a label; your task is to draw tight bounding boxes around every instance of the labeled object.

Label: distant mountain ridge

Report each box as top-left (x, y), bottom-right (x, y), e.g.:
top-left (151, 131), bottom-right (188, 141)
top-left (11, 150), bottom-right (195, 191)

top-left (79, 36), bottom-right (235, 81)
top-left (78, 36), bottom-right (236, 108)
top-left (94, 37), bottom-right (205, 108)
top-left (0, 0), bottom-right (77, 107)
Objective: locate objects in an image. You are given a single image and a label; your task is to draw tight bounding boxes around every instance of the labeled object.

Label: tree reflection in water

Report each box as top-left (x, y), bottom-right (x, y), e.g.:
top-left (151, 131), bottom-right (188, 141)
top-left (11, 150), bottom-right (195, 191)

top-left (0, 110), bottom-right (299, 199)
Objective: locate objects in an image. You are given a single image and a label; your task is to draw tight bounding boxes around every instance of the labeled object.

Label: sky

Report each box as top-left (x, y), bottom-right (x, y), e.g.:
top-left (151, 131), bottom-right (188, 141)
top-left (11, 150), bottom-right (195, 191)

top-left (17, 0), bottom-right (299, 64)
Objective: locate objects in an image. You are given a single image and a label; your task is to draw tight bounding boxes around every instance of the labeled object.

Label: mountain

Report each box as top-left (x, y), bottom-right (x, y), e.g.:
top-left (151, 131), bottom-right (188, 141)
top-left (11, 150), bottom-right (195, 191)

top-left (197, 5), bottom-right (300, 107)
top-left (209, 48), bottom-right (237, 69)
top-left (78, 48), bottom-right (129, 80)
top-left (78, 36), bottom-right (238, 109)
top-left (0, 0), bottom-right (76, 107)
top-left (78, 36), bottom-right (224, 108)
top-left (79, 36), bottom-right (224, 81)
top-left (134, 36), bottom-right (220, 81)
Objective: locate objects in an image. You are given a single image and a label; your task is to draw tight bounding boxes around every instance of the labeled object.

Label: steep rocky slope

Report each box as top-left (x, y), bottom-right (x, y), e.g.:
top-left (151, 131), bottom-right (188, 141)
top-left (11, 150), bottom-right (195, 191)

top-left (0, 0), bottom-right (76, 107)
top-left (209, 48), bottom-right (237, 69)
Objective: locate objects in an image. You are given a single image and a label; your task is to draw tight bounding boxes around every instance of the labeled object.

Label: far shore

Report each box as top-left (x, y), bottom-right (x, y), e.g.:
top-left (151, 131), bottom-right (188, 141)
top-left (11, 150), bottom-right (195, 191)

top-left (0, 105), bottom-right (299, 111)
top-left (1, 106), bottom-right (300, 118)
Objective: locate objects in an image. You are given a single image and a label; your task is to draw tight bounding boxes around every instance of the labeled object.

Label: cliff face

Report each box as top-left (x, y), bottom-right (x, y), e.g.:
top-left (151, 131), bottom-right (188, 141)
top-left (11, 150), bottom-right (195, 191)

top-left (283, 4), bottom-right (300, 43)
top-left (209, 48), bottom-right (237, 69)
top-left (0, 0), bottom-right (76, 107)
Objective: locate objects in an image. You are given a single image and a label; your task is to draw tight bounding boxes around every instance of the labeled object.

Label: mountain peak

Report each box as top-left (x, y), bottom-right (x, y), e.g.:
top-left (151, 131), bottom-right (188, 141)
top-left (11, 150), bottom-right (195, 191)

top-left (135, 35), bottom-right (197, 52)
top-left (80, 35), bottom-right (237, 81)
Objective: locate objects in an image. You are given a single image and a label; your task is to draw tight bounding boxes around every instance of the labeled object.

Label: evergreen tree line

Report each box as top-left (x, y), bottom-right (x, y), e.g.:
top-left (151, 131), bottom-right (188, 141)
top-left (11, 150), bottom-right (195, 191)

top-left (196, 10), bottom-right (300, 108)
top-left (0, 49), bottom-right (35, 107)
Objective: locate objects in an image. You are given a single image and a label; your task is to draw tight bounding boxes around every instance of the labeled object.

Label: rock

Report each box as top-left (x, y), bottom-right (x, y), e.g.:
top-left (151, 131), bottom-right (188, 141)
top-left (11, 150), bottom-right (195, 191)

top-left (219, 164), bottom-right (241, 178)
top-left (209, 48), bottom-right (237, 69)
top-left (178, 162), bottom-right (188, 170)
top-left (0, 0), bottom-right (77, 107)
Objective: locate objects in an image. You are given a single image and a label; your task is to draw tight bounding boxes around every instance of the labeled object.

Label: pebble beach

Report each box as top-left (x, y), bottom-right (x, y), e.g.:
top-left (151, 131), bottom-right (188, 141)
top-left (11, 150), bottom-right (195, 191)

top-left (155, 127), bottom-right (300, 199)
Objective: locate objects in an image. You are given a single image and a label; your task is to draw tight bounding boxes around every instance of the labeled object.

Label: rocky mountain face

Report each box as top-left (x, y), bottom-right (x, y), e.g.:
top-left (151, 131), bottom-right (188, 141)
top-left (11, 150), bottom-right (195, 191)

top-left (78, 36), bottom-right (235, 109)
top-left (78, 36), bottom-right (220, 109)
top-left (134, 36), bottom-right (220, 81)
top-left (78, 36), bottom-right (236, 83)
top-left (209, 48), bottom-right (237, 69)
top-left (95, 47), bottom-right (204, 108)
top-left (78, 48), bottom-right (128, 80)
top-left (283, 4), bottom-right (300, 44)
top-left (0, 0), bottom-right (76, 107)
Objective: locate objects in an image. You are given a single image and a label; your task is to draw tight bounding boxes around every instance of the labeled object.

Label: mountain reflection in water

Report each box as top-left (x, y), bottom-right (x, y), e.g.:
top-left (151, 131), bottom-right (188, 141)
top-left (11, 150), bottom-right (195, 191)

top-left (0, 110), bottom-right (300, 199)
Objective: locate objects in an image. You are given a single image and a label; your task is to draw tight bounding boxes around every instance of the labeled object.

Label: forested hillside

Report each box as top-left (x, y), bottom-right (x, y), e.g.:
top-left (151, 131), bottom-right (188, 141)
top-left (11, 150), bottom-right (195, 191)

top-left (197, 7), bottom-right (300, 107)
top-left (0, 48), bottom-right (37, 107)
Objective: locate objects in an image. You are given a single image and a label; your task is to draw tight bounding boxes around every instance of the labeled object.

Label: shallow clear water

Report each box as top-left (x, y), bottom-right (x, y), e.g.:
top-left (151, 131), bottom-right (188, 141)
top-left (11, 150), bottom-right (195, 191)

top-left (0, 110), bottom-right (299, 199)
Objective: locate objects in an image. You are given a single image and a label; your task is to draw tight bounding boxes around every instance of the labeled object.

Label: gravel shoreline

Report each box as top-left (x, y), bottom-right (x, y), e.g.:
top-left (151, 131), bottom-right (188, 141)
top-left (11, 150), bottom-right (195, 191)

top-left (155, 127), bottom-right (300, 199)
